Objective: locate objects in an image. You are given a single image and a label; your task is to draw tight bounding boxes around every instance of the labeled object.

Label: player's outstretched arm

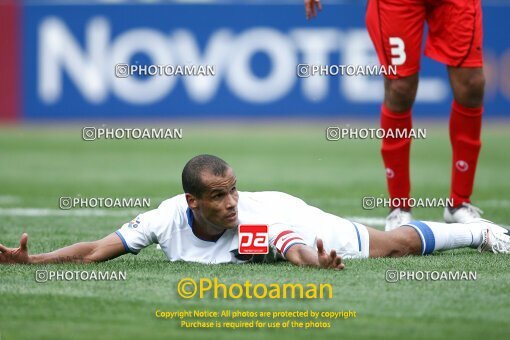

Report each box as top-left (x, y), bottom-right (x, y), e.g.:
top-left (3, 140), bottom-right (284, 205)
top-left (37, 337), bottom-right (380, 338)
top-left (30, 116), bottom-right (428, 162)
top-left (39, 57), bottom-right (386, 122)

top-left (285, 238), bottom-right (345, 270)
top-left (0, 232), bottom-right (127, 264)
top-left (304, 0), bottom-right (322, 20)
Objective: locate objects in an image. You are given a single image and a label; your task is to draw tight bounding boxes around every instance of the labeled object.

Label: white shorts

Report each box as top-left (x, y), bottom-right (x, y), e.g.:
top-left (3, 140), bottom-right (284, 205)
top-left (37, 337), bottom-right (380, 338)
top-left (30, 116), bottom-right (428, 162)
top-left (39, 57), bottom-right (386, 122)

top-left (312, 217), bottom-right (370, 260)
top-left (271, 196), bottom-right (371, 259)
top-left (243, 191), bottom-right (371, 260)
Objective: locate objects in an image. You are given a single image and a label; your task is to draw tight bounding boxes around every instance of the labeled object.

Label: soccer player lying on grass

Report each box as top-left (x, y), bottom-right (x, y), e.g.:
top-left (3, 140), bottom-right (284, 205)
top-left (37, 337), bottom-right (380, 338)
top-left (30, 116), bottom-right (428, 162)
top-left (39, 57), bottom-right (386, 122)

top-left (1, 155), bottom-right (509, 269)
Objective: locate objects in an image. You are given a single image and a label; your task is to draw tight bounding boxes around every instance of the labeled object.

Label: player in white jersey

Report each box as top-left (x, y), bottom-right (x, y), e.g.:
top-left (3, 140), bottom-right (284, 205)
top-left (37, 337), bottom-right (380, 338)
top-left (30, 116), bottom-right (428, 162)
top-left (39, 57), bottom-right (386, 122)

top-left (1, 155), bottom-right (510, 269)
top-left (115, 191), bottom-right (369, 265)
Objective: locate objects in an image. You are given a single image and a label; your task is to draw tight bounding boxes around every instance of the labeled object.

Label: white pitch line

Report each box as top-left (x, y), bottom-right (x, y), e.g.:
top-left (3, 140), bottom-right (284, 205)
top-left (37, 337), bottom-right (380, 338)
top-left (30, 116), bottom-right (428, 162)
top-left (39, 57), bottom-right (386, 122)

top-left (0, 208), bottom-right (139, 217)
top-left (0, 208), bottom-right (389, 226)
top-left (0, 208), bottom-right (507, 229)
top-left (347, 216), bottom-right (387, 227)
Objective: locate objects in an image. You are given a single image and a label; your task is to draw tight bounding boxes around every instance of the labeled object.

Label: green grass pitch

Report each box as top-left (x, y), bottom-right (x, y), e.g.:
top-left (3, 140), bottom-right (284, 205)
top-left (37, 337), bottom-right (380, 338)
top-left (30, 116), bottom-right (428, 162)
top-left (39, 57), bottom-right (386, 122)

top-left (0, 122), bottom-right (509, 339)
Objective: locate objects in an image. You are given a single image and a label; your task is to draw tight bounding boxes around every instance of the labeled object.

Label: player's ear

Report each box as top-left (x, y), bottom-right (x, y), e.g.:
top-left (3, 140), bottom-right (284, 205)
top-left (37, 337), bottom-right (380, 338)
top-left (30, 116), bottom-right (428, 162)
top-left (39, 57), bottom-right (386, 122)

top-left (185, 193), bottom-right (198, 209)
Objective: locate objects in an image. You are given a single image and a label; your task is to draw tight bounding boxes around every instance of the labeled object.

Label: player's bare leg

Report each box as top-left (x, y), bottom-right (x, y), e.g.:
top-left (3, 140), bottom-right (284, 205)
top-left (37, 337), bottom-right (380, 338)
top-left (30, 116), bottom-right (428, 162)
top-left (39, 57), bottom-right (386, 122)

top-left (367, 226), bottom-right (422, 257)
top-left (384, 75), bottom-right (419, 112)
top-left (444, 67), bottom-right (485, 223)
top-left (381, 75), bottom-right (419, 231)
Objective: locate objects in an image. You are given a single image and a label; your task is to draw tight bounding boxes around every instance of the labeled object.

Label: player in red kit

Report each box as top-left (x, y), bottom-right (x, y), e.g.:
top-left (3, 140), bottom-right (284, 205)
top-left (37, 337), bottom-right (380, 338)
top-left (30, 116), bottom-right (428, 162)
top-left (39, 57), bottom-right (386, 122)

top-left (305, 0), bottom-right (486, 230)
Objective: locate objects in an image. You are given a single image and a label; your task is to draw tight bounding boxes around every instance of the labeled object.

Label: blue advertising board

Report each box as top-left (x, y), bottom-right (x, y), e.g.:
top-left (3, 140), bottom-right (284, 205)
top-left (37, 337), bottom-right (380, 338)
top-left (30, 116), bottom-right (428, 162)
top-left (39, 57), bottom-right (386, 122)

top-left (11, 1), bottom-right (510, 120)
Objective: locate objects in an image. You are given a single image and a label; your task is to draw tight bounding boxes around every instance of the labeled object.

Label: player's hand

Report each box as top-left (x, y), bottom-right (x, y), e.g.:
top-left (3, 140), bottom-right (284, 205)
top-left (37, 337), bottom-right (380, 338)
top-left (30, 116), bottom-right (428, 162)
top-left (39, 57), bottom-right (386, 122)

top-left (0, 233), bottom-right (30, 264)
top-left (316, 238), bottom-right (345, 270)
top-left (305, 0), bottom-right (322, 20)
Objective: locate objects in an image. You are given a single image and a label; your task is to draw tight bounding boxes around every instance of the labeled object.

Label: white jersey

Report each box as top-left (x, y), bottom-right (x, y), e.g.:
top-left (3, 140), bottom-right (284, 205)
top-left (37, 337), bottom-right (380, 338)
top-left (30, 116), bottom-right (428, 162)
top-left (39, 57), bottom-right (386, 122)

top-left (116, 191), bottom-right (369, 264)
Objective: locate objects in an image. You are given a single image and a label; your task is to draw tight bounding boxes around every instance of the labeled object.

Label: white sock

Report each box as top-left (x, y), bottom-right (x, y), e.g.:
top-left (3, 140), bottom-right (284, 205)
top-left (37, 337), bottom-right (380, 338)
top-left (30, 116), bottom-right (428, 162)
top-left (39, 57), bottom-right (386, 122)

top-left (404, 220), bottom-right (483, 255)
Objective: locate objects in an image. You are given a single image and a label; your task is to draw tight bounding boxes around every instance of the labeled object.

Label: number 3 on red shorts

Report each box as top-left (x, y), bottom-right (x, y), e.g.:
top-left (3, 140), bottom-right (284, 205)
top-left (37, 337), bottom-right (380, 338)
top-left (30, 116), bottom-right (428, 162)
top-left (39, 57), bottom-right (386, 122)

top-left (389, 37), bottom-right (406, 66)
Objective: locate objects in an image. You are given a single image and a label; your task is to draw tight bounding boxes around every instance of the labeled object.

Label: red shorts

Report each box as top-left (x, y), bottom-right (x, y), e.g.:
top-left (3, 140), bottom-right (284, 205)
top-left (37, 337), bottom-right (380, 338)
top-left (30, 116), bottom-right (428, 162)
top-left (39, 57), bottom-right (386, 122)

top-left (365, 0), bottom-right (484, 79)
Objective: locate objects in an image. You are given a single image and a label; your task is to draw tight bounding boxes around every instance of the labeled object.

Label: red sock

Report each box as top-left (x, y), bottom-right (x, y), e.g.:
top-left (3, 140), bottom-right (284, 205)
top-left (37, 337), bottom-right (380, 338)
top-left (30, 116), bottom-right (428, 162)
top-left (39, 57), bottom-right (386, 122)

top-left (449, 100), bottom-right (483, 207)
top-left (381, 104), bottom-right (412, 209)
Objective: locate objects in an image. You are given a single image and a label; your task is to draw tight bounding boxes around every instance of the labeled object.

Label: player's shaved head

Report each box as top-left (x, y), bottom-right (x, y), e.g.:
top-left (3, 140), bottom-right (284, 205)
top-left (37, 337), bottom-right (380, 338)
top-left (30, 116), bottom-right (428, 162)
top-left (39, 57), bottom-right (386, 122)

top-left (182, 155), bottom-right (231, 197)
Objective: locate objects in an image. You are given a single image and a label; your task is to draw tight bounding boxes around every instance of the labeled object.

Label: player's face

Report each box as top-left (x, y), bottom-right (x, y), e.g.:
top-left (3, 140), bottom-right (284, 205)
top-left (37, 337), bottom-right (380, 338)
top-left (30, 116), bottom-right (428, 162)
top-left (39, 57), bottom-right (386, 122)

top-left (195, 168), bottom-right (239, 229)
